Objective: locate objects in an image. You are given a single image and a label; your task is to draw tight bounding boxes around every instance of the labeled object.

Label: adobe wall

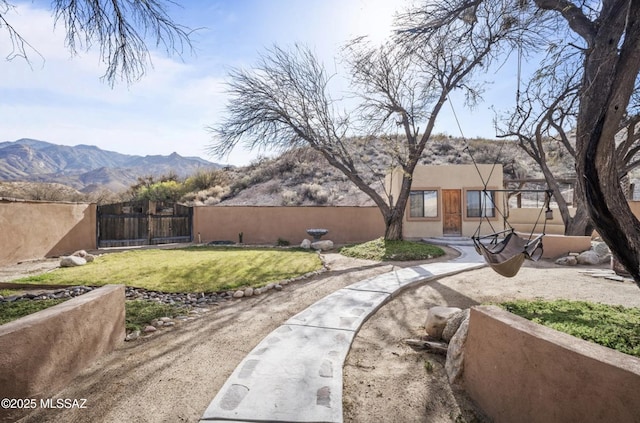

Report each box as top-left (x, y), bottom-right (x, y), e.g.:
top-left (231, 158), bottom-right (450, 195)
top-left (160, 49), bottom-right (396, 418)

top-left (464, 306), bottom-right (640, 423)
top-left (387, 164), bottom-right (506, 238)
top-left (193, 206), bottom-right (385, 245)
top-left (507, 207), bottom-right (568, 235)
top-left (510, 232), bottom-right (592, 259)
top-left (0, 199), bottom-right (97, 266)
top-left (0, 285), bottom-right (124, 422)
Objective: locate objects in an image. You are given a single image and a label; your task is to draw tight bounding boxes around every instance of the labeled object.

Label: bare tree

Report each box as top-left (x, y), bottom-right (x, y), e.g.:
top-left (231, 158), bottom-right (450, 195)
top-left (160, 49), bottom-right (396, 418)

top-left (499, 28), bottom-right (640, 239)
top-left (497, 47), bottom-right (594, 235)
top-left (209, 1), bottom-right (538, 240)
top-left (1, 0), bottom-right (192, 85)
top-left (524, 0), bottom-right (640, 283)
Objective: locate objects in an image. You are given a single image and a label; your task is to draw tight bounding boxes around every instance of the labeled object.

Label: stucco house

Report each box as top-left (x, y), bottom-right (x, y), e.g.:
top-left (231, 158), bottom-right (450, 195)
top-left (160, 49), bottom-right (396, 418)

top-left (386, 164), bottom-right (506, 239)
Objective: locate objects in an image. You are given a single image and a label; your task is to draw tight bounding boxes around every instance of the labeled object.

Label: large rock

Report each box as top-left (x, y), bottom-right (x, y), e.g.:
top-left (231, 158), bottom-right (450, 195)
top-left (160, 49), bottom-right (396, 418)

top-left (69, 249), bottom-right (95, 263)
top-left (60, 256), bottom-right (87, 267)
top-left (424, 306), bottom-right (462, 340)
top-left (311, 240), bottom-right (334, 251)
top-left (445, 314), bottom-right (470, 389)
top-left (300, 239), bottom-right (312, 249)
top-left (577, 250), bottom-right (605, 265)
top-left (592, 241), bottom-right (610, 257)
top-left (555, 255), bottom-right (578, 266)
top-left (442, 309), bottom-right (470, 343)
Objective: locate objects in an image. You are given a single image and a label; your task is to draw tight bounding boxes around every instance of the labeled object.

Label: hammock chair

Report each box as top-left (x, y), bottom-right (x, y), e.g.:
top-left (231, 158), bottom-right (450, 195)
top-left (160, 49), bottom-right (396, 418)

top-left (471, 190), bottom-right (552, 278)
top-left (447, 75), bottom-right (553, 277)
top-left (473, 229), bottom-right (545, 277)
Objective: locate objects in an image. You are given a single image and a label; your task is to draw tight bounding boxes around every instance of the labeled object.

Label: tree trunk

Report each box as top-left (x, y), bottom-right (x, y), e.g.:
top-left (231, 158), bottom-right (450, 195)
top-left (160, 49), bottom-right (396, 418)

top-left (537, 154), bottom-right (593, 236)
top-left (385, 214), bottom-right (404, 241)
top-left (563, 206), bottom-right (593, 236)
top-left (574, 0), bottom-right (640, 284)
top-left (383, 173), bottom-right (413, 241)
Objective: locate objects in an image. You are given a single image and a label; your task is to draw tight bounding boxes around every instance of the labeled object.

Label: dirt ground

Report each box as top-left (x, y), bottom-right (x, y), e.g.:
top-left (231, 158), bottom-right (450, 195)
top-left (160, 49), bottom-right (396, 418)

top-left (6, 248), bottom-right (640, 423)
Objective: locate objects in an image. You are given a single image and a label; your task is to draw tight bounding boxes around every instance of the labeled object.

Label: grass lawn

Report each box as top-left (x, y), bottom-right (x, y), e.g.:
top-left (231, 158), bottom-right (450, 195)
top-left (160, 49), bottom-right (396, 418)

top-left (500, 299), bottom-right (640, 357)
top-left (340, 237), bottom-right (445, 261)
top-left (0, 299), bottom-right (68, 325)
top-left (0, 297), bottom-right (185, 331)
top-left (10, 246), bottom-right (323, 293)
top-left (125, 300), bottom-right (186, 331)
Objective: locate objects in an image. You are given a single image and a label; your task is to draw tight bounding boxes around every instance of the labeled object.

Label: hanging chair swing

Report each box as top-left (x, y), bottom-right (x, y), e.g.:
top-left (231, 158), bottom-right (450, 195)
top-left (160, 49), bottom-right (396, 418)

top-left (471, 189), bottom-right (553, 278)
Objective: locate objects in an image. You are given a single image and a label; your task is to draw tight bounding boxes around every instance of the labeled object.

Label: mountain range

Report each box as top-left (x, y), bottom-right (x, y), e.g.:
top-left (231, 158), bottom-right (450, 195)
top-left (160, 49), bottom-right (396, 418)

top-left (0, 139), bottom-right (222, 193)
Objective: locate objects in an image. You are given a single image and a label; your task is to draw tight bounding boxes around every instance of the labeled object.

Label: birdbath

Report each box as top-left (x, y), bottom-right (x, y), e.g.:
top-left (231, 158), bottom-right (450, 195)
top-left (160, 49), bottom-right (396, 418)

top-left (306, 228), bottom-right (329, 241)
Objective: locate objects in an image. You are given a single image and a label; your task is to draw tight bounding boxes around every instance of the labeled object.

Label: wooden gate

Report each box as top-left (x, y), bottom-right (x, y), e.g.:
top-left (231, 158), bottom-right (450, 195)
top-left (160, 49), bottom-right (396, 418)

top-left (97, 201), bottom-right (193, 247)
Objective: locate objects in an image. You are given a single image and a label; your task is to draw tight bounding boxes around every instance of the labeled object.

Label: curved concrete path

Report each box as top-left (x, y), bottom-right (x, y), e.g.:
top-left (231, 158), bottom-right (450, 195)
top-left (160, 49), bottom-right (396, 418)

top-left (200, 246), bottom-right (485, 423)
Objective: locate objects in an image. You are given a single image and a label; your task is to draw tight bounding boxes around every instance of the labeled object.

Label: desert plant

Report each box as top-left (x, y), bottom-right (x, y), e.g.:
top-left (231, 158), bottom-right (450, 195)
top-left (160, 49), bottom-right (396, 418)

top-left (276, 238), bottom-right (290, 246)
top-left (281, 189), bottom-right (300, 206)
top-left (184, 169), bottom-right (230, 192)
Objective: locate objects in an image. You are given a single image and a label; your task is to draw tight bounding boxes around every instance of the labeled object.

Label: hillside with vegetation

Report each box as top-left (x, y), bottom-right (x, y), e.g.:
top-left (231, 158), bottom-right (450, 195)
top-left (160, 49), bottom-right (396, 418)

top-left (0, 135), bottom-right (581, 205)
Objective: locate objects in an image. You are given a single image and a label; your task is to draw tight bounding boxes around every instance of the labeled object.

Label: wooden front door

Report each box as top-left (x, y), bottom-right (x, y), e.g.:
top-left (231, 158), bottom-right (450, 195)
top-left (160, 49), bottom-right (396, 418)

top-left (442, 189), bottom-right (462, 236)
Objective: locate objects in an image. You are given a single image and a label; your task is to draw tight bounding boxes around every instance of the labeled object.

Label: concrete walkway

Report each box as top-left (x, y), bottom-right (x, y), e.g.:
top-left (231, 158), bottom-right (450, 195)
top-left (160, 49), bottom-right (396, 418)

top-left (199, 246), bottom-right (485, 423)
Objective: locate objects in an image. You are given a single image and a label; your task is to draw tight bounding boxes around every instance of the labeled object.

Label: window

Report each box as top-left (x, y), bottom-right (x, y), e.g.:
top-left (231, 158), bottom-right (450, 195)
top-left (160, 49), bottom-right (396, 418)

top-left (466, 190), bottom-right (496, 218)
top-left (409, 190), bottom-right (438, 218)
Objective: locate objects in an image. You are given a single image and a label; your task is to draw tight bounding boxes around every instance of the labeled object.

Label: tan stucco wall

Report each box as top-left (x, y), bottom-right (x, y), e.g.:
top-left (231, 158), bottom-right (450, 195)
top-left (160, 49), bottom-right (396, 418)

top-left (464, 306), bottom-right (640, 423)
top-left (386, 164), bottom-right (505, 238)
top-left (532, 233), bottom-right (593, 258)
top-left (193, 206), bottom-right (385, 245)
top-left (0, 285), bottom-right (124, 422)
top-left (507, 207), bottom-right (568, 235)
top-left (0, 199), bottom-right (97, 266)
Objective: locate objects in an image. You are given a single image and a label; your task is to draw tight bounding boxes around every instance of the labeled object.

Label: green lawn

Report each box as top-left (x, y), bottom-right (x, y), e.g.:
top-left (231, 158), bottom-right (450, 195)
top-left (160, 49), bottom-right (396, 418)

top-left (11, 246), bottom-right (323, 293)
top-left (500, 299), bottom-right (640, 357)
top-left (340, 237), bottom-right (445, 261)
top-left (0, 299), bottom-right (68, 325)
top-left (125, 300), bottom-right (186, 331)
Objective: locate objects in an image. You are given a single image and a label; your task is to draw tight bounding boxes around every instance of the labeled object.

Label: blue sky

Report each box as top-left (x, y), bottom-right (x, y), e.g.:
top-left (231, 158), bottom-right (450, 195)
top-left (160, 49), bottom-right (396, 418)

top-left (0, 0), bottom-right (522, 166)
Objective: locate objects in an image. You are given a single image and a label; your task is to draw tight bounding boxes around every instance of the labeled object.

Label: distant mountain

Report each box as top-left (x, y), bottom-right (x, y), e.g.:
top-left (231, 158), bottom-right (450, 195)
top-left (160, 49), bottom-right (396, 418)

top-left (0, 138), bottom-right (223, 193)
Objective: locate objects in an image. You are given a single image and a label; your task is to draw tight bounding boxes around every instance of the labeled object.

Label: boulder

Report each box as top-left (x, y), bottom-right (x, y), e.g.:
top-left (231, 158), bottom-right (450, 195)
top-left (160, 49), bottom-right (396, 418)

top-left (311, 240), bottom-right (334, 251)
top-left (445, 314), bottom-right (470, 389)
top-left (442, 309), bottom-right (470, 343)
top-left (72, 250), bottom-right (88, 258)
top-left (300, 239), bottom-right (312, 249)
top-left (84, 254), bottom-right (96, 263)
top-left (592, 241), bottom-right (610, 257)
top-left (424, 306), bottom-right (462, 340)
top-left (577, 250), bottom-right (604, 265)
top-left (555, 256), bottom-right (578, 266)
top-left (60, 256), bottom-right (87, 267)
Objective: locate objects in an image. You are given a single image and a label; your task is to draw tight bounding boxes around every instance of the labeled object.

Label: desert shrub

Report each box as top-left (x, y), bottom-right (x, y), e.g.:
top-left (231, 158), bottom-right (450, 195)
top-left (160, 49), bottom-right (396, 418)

top-left (184, 169), bottom-right (230, 192)
top-left (182, 185), bottom-right (229, 205)
top-left (281, 189), bottom-right (300, 206)
top-left (276, 238), bottom-right (290, 246)
top-left (135, 180), bottom-right (186, 202)
top-left (265, 181), bottom-right (281, 194)
top-left (300, 183), bottom-right (329, 204)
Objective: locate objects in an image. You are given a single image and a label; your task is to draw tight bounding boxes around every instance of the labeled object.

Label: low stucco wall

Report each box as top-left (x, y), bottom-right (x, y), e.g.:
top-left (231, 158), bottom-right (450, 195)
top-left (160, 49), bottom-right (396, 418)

top-left (464, 306), bottom-right (640, 423)
top-left (193, 206), bottom-right (385, 245)
top-left (508, 207), bottom-right (567, 235)
top-left (513, 232), bottom-right (592, 259)
top-left (0, 285), bottom-right (124, 422)
top-left (0, 199), bottom-right (97, 267)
